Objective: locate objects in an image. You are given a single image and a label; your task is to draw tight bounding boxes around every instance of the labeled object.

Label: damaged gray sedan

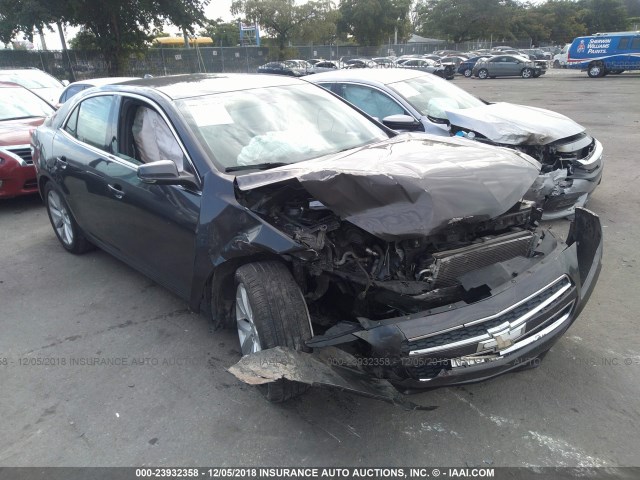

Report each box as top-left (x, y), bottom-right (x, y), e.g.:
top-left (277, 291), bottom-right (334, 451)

top-left (308, 69), bottom-right (603, 220)
top-left (33, 74), bottom-right (602, 405)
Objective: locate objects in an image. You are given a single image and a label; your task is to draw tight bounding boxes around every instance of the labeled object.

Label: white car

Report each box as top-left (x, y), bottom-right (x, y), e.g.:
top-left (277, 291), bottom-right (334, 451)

top-left (0, 68), bottom-right (66, 104)
top-left (57, 77), bottom-right (139, 105)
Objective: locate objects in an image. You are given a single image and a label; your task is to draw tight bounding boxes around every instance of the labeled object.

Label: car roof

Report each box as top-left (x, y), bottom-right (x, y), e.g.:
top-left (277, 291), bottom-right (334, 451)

top-left (100, 73), bottom-right (304, 100)
top-left (71, 77), bottom-right (139, 87)
top-left (306, 68), bottom-right (426, 85)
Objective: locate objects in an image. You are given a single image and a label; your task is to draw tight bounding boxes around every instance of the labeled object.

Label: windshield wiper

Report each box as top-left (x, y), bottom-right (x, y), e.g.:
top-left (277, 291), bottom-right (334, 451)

top-left (225, 162), bottom-right (290, 173)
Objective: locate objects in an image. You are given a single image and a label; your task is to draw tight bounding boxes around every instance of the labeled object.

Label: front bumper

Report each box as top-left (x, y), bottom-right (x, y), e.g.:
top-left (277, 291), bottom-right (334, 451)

top-left (538, 139), bottom-right (604, 220)
top-left (308, 208), bottom-right (602, 390)
top-left (0, 157), bottom-right (38, 199)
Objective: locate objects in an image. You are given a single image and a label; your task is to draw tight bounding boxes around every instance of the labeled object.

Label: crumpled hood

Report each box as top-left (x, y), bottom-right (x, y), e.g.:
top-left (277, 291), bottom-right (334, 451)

top-left (445, 102), bottom-right (585, 145)
top-left (235, 134), bottom-right (541, 240)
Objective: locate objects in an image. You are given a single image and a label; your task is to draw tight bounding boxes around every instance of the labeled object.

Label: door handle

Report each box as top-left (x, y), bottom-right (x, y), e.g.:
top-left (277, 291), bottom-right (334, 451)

top-left (56, 156), bottom-right (68, 169)
top-left (107, 183), bottom-right (125, 199)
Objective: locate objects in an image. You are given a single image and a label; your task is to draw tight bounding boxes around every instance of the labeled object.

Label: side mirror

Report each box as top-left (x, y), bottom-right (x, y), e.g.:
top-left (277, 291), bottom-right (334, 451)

top-left (137, 160), bottom-right (199, 189)
top-left (382, 114), bottom-right (423, 132)
top-left (62, 80), bottom-right (70, 86)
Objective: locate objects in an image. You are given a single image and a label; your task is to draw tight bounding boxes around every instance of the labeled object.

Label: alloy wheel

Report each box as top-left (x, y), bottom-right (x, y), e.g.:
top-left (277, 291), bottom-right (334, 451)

top-left (235, 283), bottom-right (262, 355)
top-left (47, 190), bottom-right (74, 246)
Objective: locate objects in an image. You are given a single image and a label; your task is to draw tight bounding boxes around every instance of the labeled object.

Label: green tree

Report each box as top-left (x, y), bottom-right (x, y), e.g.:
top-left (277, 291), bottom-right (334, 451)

top-left (623, 0), bottom-right (640, 17)
top-left (413, 0), bottom-right (517, 43)
top-left (231, 0), bottom-right (335, 54)
top-left (338, 0), bottom-right (412, 46)
top-left (0, 0), bottom-right (210, 75)
top-left (200, 18), bottom-right (241, 47)
top-left (296, 1), bottom-right (341, 45)
top-left (68, 28), bottom-right (99, 50)
top-left (0, 0), bottom-right (61, 44)
top-left (531, 0), bottom-right (588, 43)
top-left (580, 0), bottom-right (629, 33)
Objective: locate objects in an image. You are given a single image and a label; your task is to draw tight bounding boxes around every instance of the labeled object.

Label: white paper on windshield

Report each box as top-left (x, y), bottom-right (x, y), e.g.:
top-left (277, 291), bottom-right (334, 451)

top-left (393, 83), bottom-right (420, 99)
top-left (186, 101), bottom-right (234, 126)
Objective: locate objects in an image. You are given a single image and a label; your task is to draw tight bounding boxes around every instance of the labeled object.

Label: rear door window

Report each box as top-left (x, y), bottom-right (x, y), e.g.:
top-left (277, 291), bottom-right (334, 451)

top-left (618, 37), bottom-right (631, 49)
top-left (631, 37), bottom-right (640, 50)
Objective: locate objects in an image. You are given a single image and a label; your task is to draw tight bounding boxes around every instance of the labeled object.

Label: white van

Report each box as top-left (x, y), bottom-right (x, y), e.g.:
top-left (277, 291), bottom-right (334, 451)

top-left (553, 44), bottom-right (571, 68)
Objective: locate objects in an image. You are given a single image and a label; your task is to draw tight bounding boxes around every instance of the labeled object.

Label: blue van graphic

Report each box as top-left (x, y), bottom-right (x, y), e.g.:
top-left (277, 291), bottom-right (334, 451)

top-left (567, 31), bottom-right (640, 77)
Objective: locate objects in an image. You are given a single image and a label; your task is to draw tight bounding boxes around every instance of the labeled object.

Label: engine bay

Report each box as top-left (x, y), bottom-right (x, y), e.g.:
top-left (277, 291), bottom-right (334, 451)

top-left (239, 183), bottom-right (546, 321)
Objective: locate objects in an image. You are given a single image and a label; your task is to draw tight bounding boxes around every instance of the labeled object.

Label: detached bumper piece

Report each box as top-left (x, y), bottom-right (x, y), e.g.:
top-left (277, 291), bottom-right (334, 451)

top-left (228, 346), bottom-right (437, 410)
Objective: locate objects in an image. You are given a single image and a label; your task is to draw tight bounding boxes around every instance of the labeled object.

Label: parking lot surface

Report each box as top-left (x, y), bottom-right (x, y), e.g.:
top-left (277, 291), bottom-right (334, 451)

top-left (1, 68), bottom-right (639, 467)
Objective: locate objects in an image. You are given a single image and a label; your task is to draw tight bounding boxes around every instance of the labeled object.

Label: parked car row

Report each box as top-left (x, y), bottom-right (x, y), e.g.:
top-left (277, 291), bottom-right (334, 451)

top-left (15, 67), bottom-right (602, 405)
top-left (257, 46), bottom-right (551, 82)
top-left (257, 55), bottom-right (457, 80)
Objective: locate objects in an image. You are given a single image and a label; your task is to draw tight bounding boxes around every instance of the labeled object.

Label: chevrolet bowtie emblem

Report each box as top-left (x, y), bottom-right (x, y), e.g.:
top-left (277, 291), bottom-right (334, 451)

top-left (477, 324), bottom-right (526, 353)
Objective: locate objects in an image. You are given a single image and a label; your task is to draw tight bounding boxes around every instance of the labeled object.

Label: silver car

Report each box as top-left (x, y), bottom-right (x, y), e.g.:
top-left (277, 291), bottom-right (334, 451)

top-left (473, 55), bottom-right (545, 79)
top-left (307, 69), bottom-right (603, 219)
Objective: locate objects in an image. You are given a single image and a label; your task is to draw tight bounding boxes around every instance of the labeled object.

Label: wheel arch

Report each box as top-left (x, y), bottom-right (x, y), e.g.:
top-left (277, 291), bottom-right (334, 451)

top-left (194, 253), bottom-right (292, 328)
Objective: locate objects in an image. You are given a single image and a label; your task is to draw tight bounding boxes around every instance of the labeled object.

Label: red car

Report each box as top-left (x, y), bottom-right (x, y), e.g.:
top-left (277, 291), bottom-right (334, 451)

top-left (0, 82), bottom-right (55, 198)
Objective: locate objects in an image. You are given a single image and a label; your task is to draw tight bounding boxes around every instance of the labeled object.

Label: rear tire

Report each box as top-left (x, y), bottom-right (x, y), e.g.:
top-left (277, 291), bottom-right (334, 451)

top-left (234, 261), bottom-right (313, 403)
top-left (44, 182), bottom-right (93, 254)
top-left (463, 68), bottom-right (472, 77)
top-left (477, 68), bottom-right (488, 79)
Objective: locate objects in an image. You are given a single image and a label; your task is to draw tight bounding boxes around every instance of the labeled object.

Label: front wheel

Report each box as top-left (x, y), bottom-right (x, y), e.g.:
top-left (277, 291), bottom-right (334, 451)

top-left (521, 68), bottom-right (533, 79)
top-left (44, 182), bottom-right (93, 254)
top-left (477, 68), bottom-right (488, 79)
top-left (234, 261), bottom-right (313, 402)
top-left (463, 68), bottom-right (472, 77)
top-left (588, 62), bottom-right (605, 78)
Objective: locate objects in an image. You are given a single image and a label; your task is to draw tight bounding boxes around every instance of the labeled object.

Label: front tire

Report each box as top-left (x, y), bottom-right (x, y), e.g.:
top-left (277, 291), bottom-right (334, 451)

top-left (234, 261), bottom-right (313, 402)
top-left (463, 68), bottom-right (472, 77)
top-left (521, 68), bottom-right (533, 79)
top-left (588, 62), bottom-right (605, 78)
top-left (44, 182), bottom-right (93, 254)
top-left (477, 68), bottom-right (488, 79)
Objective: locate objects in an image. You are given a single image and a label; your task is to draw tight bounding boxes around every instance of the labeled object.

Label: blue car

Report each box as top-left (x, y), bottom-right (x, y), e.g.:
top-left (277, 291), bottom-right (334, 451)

top-left (457, 56), bottom-right (490, 77)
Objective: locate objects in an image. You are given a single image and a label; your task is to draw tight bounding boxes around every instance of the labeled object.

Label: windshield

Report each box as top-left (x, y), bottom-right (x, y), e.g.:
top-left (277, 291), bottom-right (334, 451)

top-left (0, 87), bottom-right (54, 121)
top-left (177, 83), bottom-right (388, 171)
top-left (388, 74), bottom-right (485, 121)
top-left (0, 71), bottom-right (63, 89)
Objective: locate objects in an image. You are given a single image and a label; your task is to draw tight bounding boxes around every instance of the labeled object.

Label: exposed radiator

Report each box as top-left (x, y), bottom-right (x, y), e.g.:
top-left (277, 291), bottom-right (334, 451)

top-left (430, 230), bottom-right (534, 288)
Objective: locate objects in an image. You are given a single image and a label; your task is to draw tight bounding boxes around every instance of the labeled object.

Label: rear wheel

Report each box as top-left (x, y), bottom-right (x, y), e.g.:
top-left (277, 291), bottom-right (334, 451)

top-left (477, 68), bottom-right (488, 79)
top-left (521, 68), bottom-right (533, 79)
top-left (234, 261), bottom-right (313, 402)
top-left (587, 62), bottom-right (605, 78)
top-left (463, 68), bottom-right (472, 77)
top-left (44, 183), bottom-right (93, 254)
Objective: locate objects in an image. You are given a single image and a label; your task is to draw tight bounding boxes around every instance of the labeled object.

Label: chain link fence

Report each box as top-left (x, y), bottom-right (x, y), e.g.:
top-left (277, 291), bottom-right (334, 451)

top-left (0, 40), bottom-right (542, 81)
